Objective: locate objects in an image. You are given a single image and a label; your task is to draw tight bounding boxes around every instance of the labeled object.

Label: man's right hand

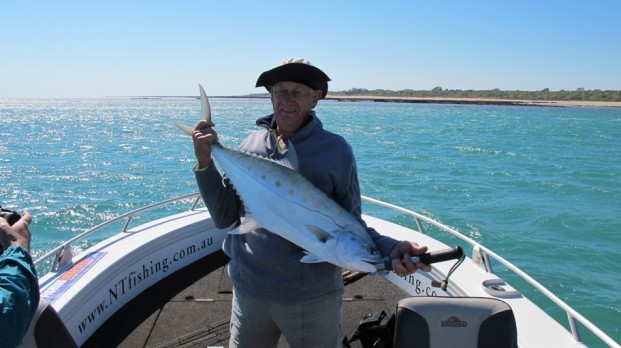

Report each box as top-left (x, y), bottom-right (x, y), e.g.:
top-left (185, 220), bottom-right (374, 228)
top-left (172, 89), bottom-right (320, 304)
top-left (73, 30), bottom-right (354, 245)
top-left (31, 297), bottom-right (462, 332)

top-left (0, 211), bottom-right (33, 252)
top-left (192, 120), bottom-right (219, 169)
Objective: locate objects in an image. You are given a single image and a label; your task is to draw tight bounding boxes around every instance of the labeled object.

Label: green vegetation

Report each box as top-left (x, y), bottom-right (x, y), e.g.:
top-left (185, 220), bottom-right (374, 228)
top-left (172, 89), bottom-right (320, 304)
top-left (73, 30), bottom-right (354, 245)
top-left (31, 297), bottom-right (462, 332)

top-left (334, 87), bottom-right (621, 102)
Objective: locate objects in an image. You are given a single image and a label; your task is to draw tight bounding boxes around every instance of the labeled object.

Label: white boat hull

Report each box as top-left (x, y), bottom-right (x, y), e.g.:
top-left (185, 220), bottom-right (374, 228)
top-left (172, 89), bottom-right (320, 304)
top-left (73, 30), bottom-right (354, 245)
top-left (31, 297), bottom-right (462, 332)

top-left (38, 209), bottom-right (230, 347)
top-left (32, 196), bottom-right (617, 347)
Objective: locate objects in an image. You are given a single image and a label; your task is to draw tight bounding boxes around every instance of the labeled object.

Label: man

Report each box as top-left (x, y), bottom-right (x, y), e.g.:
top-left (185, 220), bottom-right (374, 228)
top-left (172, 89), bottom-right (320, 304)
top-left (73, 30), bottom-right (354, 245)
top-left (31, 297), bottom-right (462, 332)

top-left (0, 210), bottom-right (40, 348)
top-left (192, 58), bottom-right (430, 347)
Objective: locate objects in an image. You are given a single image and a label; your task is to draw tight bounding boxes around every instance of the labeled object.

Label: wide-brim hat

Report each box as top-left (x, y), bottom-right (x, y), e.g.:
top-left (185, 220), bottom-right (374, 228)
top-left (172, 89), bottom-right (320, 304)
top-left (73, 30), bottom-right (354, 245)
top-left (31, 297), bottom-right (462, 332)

top-left (256, 58), bottom-right (331, 99)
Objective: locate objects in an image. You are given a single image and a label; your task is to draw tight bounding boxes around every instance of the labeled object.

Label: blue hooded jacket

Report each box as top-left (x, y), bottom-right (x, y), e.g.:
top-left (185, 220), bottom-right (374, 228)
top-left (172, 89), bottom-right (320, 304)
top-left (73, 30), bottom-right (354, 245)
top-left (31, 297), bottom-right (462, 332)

top-left (0, 245), bottom-right (40, 348)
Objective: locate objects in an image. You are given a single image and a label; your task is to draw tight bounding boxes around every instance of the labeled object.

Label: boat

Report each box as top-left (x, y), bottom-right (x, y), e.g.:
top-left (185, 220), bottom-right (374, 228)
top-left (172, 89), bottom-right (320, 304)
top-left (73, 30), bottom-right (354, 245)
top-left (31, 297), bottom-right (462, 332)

top-left (23, 194), bottom-right (620, 347)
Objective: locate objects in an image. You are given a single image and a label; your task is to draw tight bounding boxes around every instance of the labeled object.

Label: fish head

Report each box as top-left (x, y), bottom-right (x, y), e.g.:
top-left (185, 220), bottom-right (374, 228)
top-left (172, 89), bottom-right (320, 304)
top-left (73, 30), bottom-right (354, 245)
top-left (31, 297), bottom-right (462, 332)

top-left (335, 231), bottom-right (382, 273)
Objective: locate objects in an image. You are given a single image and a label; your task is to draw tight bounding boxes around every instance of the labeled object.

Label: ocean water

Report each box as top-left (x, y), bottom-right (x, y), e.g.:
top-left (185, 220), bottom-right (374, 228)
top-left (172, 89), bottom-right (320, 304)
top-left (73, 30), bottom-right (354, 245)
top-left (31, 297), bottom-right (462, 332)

top-left (1, 97), bottom-right (620, 346)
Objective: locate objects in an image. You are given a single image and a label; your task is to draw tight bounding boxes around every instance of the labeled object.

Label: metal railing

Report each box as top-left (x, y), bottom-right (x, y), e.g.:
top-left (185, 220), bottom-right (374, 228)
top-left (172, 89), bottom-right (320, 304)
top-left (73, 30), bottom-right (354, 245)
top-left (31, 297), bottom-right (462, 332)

top-left (361, 195), bottom-right (619, 348)
top-left (34, 193), bottom-right (202, 273)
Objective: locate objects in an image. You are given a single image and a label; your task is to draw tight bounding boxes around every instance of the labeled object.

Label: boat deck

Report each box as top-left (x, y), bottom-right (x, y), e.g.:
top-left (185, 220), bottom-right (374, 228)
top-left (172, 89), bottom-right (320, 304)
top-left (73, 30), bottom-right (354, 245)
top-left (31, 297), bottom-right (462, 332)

top-left (82, 251), bottom-right (407, 347)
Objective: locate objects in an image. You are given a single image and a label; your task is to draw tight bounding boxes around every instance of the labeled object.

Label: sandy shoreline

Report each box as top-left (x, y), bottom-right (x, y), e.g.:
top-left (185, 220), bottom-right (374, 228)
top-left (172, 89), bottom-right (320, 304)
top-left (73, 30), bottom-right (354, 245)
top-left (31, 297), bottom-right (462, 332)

top-left (325, 95), bottom-right (621, 108)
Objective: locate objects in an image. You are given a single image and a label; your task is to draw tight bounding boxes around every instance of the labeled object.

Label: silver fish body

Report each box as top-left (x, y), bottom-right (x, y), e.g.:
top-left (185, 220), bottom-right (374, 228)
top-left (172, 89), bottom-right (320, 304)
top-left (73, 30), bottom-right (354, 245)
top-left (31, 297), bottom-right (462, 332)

top-left (176, 85), bottom-right (382, 272)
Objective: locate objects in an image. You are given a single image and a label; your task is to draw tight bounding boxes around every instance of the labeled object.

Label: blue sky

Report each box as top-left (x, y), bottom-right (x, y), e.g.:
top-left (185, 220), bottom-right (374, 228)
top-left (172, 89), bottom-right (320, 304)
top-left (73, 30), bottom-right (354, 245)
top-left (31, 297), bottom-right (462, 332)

top-left (1, 1), bottom-right (620, 97)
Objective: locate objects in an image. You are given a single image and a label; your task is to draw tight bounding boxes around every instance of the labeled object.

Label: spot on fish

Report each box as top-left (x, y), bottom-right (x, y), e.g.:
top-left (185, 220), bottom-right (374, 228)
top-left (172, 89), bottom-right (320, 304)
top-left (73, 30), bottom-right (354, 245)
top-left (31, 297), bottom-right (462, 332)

top-left (288, 188), bottom-right (295, 195)
top-left (274, 180), bottom-right (281, 187)
top-left (261, 174), bottom-right (267, 180)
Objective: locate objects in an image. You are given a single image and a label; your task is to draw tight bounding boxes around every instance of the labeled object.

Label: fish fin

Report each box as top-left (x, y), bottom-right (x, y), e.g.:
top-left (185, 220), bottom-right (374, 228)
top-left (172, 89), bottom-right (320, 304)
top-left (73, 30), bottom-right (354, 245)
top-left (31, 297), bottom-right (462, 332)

top-left (300, 253), bottom-right (325, 264)
top-left (175, 121), bottom-right (195, 135)
top-left (174, 84), bottom-right (211, 135)
top-left (276, 156), bottom-right (295, 170)
top-left (199, 84), bottom-right (211, 122)
top-left (305, 225), bottom-right (333, 243)
top-left (229, 217), bottom-right (258, 234)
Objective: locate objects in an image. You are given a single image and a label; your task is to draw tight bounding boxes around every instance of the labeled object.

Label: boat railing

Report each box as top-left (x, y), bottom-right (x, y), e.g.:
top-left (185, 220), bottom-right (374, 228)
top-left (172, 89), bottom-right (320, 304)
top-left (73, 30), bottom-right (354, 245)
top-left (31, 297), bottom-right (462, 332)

top-left (34, 193), bottom-right (202, 273)
top-left (361, 195), bottom-right (619, 348)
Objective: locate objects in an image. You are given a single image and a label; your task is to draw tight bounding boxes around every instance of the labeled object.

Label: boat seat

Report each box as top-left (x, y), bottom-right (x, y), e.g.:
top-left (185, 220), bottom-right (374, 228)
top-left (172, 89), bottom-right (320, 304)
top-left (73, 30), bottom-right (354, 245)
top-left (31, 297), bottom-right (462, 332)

top-left (18, 301), bottom-right (77, 348)
top-left (394, 296), bottom-right (517, 348)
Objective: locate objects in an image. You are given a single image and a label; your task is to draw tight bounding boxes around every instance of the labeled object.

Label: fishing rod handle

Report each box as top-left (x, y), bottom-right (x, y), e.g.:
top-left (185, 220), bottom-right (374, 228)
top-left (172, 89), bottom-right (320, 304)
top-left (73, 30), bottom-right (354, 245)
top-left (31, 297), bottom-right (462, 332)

top-left (419, 245), bottom-right (464, 264)
top-left (379, 246), bottom-right (464, 271)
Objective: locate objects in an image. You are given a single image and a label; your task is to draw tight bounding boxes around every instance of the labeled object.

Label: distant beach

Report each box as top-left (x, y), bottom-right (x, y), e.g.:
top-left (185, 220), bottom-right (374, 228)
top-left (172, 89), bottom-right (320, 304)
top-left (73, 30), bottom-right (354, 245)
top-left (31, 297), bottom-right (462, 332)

top-left (132, 94), bottom-right (621, 108)
top-left (325, 94), bottom-right (621, 108)
top-left (232, 94), bottom-right (621, 108)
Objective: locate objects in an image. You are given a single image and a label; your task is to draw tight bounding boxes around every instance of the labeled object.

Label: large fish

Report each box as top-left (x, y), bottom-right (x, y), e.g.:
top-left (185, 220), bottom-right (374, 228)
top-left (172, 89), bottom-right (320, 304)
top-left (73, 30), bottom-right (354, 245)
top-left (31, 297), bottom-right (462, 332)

top-left (175, 85), bottom-right (382, 272)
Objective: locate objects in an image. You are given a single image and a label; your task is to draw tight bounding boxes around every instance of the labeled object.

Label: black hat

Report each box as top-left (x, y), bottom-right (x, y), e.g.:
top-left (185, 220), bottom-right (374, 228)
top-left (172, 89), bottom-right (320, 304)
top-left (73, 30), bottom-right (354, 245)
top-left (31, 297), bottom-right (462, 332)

top-left (256, 58), bottom-right (331, 99)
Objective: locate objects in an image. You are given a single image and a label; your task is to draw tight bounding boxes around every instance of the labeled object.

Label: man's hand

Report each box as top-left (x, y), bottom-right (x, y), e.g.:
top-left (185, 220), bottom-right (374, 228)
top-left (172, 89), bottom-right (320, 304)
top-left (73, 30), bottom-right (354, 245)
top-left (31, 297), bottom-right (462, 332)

top-left (192, 120), bottom-right (219, 169)
top-left (387, 241), bottom-right (431, 277)
top-left (0, 211), bottom-right (33, 251)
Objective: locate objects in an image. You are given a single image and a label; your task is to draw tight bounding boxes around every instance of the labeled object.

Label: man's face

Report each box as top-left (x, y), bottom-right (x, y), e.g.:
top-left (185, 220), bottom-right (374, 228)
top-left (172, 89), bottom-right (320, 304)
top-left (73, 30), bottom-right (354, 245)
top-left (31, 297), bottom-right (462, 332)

top-left (271, 81), bottom-right (321, 137)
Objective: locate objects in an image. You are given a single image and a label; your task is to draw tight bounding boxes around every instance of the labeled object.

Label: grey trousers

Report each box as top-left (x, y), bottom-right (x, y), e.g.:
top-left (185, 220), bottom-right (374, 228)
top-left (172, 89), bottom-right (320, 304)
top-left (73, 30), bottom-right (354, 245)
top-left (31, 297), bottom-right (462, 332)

top-left (229, 289), bottom-right (343, 348)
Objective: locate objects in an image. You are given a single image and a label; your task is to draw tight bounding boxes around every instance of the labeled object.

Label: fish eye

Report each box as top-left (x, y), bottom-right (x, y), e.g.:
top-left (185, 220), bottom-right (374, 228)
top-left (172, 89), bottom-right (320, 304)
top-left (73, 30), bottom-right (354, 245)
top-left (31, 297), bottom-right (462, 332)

top-left (368, 247), bottom-right (379, 255)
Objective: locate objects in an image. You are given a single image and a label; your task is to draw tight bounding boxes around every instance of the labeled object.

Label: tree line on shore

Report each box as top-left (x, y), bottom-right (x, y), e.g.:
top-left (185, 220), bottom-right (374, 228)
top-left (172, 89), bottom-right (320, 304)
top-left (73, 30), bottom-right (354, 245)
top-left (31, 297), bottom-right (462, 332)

top-left (334, 87), bottom-right (621, 102)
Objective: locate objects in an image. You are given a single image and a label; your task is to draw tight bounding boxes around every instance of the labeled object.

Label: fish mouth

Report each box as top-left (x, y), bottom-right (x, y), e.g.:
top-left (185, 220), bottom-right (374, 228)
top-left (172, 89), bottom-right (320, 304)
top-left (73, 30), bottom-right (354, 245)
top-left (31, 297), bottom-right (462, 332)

top-left (360, 255), bottom-right (383, 266)
top-left (356, 259), bottom-right (384, 273)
